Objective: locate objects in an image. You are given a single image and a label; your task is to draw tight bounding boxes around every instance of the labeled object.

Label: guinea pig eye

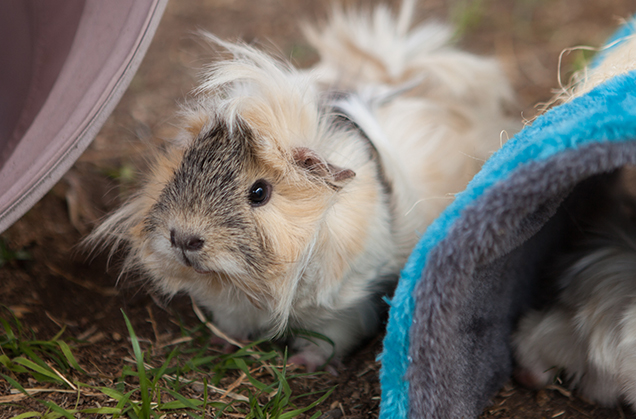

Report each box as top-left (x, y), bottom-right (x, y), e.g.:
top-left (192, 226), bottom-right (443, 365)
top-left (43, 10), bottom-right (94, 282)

top-left (248, 179), bottom-right (272, 207)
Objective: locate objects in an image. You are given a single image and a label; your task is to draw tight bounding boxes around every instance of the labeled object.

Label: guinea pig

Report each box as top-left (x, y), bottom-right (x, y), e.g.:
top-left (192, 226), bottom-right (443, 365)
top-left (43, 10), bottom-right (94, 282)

top-left (512, 193), bottom-right (636, 408)
top-left (87, 0), bottom-right (515, 371)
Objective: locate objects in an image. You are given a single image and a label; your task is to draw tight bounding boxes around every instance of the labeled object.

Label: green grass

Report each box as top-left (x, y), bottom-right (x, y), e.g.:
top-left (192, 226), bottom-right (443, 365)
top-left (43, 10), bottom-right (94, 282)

top-left (0, 238), bottom-right (31, 268)
top-left (102, 163), bottom-right (137, 185)
top-left (570, 48), bottom-right (596, 73)
top-left (450, 0), bottom-right (488, 39)
top-left (0, 306), bottom-right (334, 418)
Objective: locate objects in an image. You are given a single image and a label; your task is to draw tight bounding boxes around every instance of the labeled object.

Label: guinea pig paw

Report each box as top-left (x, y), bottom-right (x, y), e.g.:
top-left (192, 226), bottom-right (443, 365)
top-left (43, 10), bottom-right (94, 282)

top-left (222, 343), bottom-right (240, 354)
top-left (209, 335), bottom-right (240, 353)
top-left (513, 366), bottom-right (550, 389)
top-left (324, 359), bottom-right (343, 376)
top-left (288, 351), bottom-right (341, 375)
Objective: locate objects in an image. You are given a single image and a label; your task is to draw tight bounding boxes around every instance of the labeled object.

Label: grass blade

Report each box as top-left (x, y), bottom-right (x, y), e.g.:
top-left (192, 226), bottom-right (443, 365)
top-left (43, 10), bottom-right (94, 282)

top-left (40, 400), bottom-right (75, 419)
top-left (17, 345), bottom-right (65, 376)
top-left (278, 386), bottom-right (336, 419)
top-left (233, 358), bottom-right (269, 392)
top-left (0, 316), bottom-right (17, 343)
top-left (161, 387), bottom-right (204, 410)
top-left (56, 340), bottom-right (85, 374)
top-left (80, 407), bottom-right (122, 414)
top-left (1, 372), bottom-right (29, 396)
top-left (150, 346), bottom-right (178, 388)
top-left (10, 413), bottom-right (42, 419)
top-left (121, 310), bottom-right (152, 418)
top-left (12, 358), bottom-right (63, 384)
top-left (0, 354), bottom-right (29, 374)
top-left (98, 386), bottom-right (126, 401)
top-left (112, 389), bottom-right (138, 418)
top-left (50, 327), bottom-right (66, 343)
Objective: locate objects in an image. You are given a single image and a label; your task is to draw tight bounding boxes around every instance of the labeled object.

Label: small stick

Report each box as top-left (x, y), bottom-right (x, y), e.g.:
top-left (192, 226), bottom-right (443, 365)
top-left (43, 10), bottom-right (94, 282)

top-left (191, 298), bottom-right (244, 348)
top-left (220, 371), bottom-right (247, 401)
top-left (47, 362), bottom-right (77, 391)
top-left (190, 298), bottom-right (277, 378)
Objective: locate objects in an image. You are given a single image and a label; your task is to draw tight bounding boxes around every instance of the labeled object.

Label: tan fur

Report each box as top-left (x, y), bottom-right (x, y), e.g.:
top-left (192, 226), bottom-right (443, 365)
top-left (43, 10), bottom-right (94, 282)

top-left (545, 31), bottom-right (636, 109)
top-left (87, 1), bottom-right (516, 370)
top-left (572, 35), bottom-right (636, 97)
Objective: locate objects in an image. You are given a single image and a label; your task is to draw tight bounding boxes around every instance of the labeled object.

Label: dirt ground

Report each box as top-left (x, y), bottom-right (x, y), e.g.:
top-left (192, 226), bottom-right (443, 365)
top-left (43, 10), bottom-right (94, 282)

top-left (2, 0), bottom-right (636, 418)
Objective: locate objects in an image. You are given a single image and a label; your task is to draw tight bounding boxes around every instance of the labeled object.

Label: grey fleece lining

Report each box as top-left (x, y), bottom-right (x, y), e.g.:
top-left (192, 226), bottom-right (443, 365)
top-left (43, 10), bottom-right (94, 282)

top-left (407, 141), bottom-right (636, 418)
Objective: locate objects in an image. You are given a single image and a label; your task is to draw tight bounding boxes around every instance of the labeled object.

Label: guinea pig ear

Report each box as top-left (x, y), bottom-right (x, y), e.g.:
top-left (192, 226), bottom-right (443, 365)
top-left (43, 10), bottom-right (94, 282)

top-left (293, 147), bottom-right (356, 190)
top-left (293, 147), bottom-right (355, 190)
top-left (175, 109), bottom-right (209, 148)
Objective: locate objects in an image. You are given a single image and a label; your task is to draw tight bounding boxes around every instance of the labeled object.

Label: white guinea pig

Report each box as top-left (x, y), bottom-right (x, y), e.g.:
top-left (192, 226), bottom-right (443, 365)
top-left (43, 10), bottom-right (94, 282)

top-left (513, 199), bottom-right (636, 408)
top-left (88, 0), bottom-right (514, 371)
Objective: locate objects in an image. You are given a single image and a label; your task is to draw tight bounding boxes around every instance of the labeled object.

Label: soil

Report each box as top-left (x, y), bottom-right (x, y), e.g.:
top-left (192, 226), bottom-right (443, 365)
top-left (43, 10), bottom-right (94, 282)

top-left (2, 0), bottom-right (636, 418)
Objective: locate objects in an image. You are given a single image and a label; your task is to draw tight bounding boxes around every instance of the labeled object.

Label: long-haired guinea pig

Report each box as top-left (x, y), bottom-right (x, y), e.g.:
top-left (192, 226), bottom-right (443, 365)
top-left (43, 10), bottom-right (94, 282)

top-left (512, 192), bottom-right (636, 408)
top-left (87, 0), bottom-right (516, 371)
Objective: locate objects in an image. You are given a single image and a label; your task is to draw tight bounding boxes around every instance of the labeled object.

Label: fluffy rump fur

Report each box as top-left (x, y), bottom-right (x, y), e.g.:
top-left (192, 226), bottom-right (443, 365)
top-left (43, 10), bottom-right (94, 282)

top-left (512, 192), bottom-right (636, 408)
top-left (87, 0), bottom-right (515, 370)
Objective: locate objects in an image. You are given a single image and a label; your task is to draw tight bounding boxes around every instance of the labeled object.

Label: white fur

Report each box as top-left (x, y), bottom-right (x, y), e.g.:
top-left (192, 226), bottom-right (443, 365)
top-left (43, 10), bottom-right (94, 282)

top-left (513, 226), bottom-right (636, 407)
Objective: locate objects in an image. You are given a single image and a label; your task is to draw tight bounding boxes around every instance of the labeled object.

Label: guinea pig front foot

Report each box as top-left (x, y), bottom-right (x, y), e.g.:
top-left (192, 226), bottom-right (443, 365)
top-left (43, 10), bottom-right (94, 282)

top-left (513, 366), bottom-right (551, 389)
top-left (287, 347), bottom-right (342, 375)
top-left (209, 335), bottom-right (243, 353)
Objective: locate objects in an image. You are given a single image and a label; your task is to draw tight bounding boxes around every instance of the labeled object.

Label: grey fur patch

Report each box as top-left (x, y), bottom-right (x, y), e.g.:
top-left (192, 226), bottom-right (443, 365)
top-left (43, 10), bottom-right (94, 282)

top-left (143, 120), bottom-right (270, 276)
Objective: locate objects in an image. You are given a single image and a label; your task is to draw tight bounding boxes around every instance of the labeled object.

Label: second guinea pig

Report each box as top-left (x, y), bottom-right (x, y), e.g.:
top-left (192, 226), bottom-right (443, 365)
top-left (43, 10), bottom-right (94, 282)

top-left (513, 186), bottom-right (636, 409)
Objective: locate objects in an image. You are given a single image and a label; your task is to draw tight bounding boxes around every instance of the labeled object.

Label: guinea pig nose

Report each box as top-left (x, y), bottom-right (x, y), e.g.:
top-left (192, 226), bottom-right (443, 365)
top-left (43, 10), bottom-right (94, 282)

top-left (170, 229), bottom-right (205, 251)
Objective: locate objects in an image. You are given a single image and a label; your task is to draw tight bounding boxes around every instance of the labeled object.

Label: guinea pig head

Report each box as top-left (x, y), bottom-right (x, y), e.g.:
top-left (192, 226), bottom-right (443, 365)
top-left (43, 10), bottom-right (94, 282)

top-left (137, 117), bottom-right (356, 320)
top-left (86, 39), bottom-right (362, 335)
